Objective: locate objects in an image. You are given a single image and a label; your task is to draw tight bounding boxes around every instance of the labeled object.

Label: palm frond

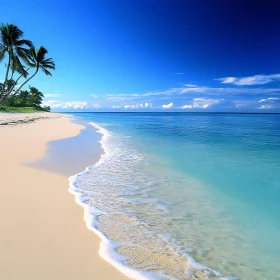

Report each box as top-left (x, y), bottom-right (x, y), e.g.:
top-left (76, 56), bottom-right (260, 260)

top-left (0, 24), bottom-right (10, 45)
top-left (36, 46), bottom-right (48, 62)
top-left (0, 49), bottom-right (5, 62)
top-left (41, 67), bottom-right (52, 76)
top-left (42, 60), bottom-right (56, 69)
top-left (22, 47), bottom-right (37, 66)
top-left (16, 46), bottom-right (32, 62)
top-left (43, 58), bottom-right (54, 63)
top-left (15, 39), bottom-right (33, 47)
top-left (0, 23), bottom-right (32, 60)
top-left (13, 55), bottom-right (28, 77)
top-left (10, 24), bottom-right (23, 42)
top-left (25, 61), bottom-right (37, 68)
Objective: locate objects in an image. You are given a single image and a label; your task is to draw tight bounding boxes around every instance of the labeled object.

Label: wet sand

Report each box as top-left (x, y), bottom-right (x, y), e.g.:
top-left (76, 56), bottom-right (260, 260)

top-left (28, 122), bottom-right (103, 176)
top-left (0, 113), bottom-right (127, 280)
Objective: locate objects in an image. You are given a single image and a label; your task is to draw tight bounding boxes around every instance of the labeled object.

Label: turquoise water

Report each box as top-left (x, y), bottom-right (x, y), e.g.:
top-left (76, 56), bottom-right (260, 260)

top-left (70, 113), bottom-right (280, 279)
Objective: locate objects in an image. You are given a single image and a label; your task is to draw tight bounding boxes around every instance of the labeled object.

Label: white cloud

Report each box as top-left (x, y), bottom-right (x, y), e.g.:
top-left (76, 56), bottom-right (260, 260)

top-left (179, 87), bottom-right (207, 94)
top-left (122, 103), bottom-right (152, 109)
top-left (42, 80), bottom-right (280, 111)
top-left (100, 85), bottom-right (280, 104)
top-left (184, 84), bottom-right (198, 87)
top-left (58, 101), bottom-right (88, 109)
top-left (44, 94), bottom-right (60, 98)
top-left (217, 74), bottom-right (280, 86)
top-left (43, 100), bottom-right (97, 109)
top-left (259, 104), bottom-right (274, 109)
top-left (258, 97), bottom-right (280, 103)
top-left (162, 102), bottom-right (174, 109)
top-left (181, 104), bottom-right (193, 109)
top-left (181, 98), bottom-right (223, 109)
top-left (194, 98), bottom-right (222, 108)
top-left (257, 97), bottom-right (280, 110)
top-left (173, 72), bottom-right (184, 75)
top-left (218, 77), bottom-right (237, 84)
top-left (90, 94), bottom-right (99, 98)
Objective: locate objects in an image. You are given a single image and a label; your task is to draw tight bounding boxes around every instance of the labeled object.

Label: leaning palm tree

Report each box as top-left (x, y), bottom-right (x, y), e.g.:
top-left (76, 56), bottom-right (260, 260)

top-left (12, 46), bottom-right (55, 96)
top-left (0, 24), bottom-right (33, 94)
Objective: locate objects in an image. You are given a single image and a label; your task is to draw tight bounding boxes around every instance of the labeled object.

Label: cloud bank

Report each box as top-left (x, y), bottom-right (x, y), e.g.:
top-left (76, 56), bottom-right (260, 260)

top-left (43, 73), bottom-right (280, 111)
top-left (181, 98), bottom-right (222, 109)
top-left (218, 74), bottom-right (280, 86)
top-left (162, 102), bottom-right (174, 109)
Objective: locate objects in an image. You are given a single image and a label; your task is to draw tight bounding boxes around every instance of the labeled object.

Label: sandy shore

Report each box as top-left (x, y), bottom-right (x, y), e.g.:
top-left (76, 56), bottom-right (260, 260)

top-left (0, 113), bottom-right (127, 280)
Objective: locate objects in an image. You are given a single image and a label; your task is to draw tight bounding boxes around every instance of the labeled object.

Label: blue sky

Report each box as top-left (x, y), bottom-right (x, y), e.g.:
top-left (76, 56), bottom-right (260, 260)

top-left (1, 0), bottom-right (280, 112)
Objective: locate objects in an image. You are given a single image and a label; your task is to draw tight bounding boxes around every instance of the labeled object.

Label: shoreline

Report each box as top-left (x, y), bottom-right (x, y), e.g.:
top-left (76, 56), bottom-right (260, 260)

top-left (68, 122), bottom-right (157, 280)
top-left (66, 118), bottom-right (228, 280)
top-left (0, 113), bottom-right (127, 280)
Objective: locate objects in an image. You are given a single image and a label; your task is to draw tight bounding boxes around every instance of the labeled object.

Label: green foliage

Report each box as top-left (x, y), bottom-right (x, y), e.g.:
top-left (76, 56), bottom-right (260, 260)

top-left (8, 86), bottom-right (45, 108)
top-left (43, 105), bottom-right (51, 112)
top-left (0, 23), bottom-right (55, 107)
top-left (25, 46), bottom-right (55, 74)
top-left (11, 46), bottom-right (56, 96)
top-left (6, 79), bottom-right (16, 91)
top-left (0, 23), bottom-right (33, 78)
top-left (0, 106), bottom-right (50, 113)
top-left (0, 104), bottom-right (9, 111)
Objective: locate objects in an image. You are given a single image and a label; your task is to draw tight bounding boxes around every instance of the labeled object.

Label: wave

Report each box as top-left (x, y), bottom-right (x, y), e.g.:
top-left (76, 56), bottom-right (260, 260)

top-left (68, 121), bottom-right (231, 280)
top-left (68, 122), bottom-right (164, 279)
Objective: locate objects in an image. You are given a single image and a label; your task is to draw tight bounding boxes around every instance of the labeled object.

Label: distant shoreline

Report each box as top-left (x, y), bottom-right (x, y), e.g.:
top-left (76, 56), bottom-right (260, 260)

top-left (59, 111), bottom-right (280, 114)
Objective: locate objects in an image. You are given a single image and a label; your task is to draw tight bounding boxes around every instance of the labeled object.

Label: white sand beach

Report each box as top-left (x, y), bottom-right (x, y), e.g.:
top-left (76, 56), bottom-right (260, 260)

top-left (0, 113), bottom-right (127, 280)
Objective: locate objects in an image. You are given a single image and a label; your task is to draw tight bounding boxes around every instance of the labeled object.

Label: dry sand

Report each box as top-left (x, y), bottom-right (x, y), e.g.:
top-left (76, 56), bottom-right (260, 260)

top-left (0, 113), bottom-right (127, 280)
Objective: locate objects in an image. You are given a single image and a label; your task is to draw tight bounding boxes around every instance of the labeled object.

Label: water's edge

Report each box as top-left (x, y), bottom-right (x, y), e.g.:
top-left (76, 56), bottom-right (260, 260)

top-left (68, 122), bottom-right (160, 280)
top-left (67, 121), bottom-right (231, 280)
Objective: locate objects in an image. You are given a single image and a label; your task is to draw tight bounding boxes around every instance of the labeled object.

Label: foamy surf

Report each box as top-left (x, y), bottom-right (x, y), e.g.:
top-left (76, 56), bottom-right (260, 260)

top-left (68, 123), bottom-right (164, 280)
top-left (68, 121), bottom-right (231, 280)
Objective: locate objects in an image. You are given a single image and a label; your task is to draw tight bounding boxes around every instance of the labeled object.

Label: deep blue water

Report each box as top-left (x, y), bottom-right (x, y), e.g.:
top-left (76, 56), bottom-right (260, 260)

top-left (70, 113), bottom-right (280, 279)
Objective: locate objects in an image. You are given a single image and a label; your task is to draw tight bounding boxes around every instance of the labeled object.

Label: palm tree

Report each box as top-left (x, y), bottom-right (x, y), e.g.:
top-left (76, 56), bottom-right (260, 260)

top-left (0, 24), bottom-right (33, 95)
top-left (29, 86), bottom-right (44, 106)
top-left (13, 46), bottom-right (55, 96)
top-left (18, 90), bottom-right (29, 107)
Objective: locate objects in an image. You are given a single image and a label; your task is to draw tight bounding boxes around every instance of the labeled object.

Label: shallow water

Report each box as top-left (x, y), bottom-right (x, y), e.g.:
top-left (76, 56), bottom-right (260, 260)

top-left (69, 113), bottom-right (280, 279)
top-left (28, 122), bottom-right (102, 176)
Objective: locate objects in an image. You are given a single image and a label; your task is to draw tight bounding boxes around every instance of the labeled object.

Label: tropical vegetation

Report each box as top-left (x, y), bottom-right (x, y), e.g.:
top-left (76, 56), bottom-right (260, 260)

top-left (0, 23), bottom-right (55, 112)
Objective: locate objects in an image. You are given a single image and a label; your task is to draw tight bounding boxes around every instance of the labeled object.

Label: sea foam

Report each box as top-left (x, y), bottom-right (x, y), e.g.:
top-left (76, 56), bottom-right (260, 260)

top-left (68, 123), bottom-right (164, 280)
top-left (68, 121), bottom-right (231, 280)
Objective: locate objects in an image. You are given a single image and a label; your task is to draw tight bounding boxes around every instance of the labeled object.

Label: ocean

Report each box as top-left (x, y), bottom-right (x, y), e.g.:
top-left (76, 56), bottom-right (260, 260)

top-left (68, 112), bottom-right (280, 280)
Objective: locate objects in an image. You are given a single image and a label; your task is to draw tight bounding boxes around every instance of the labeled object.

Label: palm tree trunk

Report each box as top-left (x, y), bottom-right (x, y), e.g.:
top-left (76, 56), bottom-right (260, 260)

top-left (0, 55), bottom-right (11, 102)
top-left (0, 73), bottom-right (24, 104)
top-left (12, 68), bottom-right (38, 96)
top-left (2, 68), bottom-right (37, 105)
top-left (10, 70), bottom-right (14, 80)
top-left (2, 55), bottom-right (11, 91)
top-left (6, 68), bottom-right (30, 96)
